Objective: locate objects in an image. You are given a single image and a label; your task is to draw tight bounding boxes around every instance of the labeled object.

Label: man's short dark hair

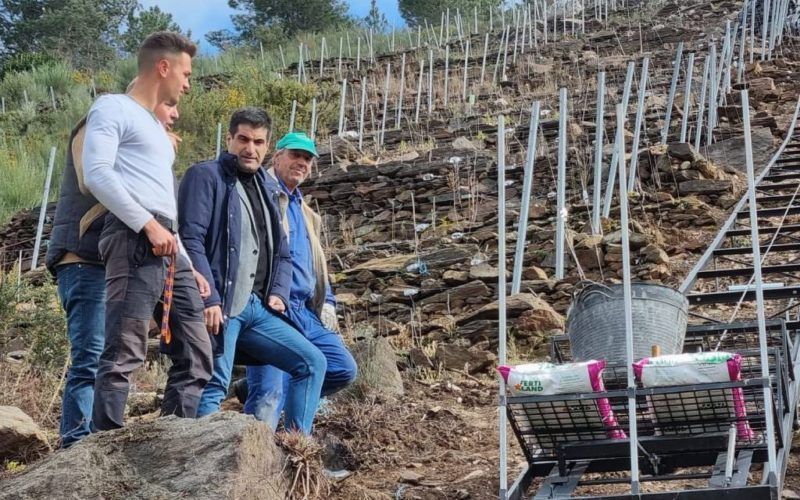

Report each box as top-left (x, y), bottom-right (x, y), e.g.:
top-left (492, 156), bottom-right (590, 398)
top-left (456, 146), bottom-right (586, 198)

top-left (138, 31), bottom-right (197, 71)
top-left (228, 107), bottom-right (272, 136)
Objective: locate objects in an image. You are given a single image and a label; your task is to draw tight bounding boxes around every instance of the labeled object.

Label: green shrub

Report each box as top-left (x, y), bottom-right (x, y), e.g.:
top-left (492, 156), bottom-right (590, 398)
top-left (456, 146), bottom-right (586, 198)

top-left (31, 63), bottom-right (75, 96)
top-left (0, 272), bottom-right (67, 373)
top-left (0, 52), bottom-right (59, 79)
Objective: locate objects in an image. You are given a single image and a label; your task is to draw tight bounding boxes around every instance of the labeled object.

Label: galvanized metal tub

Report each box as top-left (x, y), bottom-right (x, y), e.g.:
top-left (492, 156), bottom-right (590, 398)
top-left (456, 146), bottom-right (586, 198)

top-left (566, 282), bottom-right (689, 364)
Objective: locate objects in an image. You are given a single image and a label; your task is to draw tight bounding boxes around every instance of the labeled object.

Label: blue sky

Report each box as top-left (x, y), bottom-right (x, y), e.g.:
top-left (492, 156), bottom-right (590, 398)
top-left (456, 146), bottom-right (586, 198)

top-left (139, 0), bottom-right (406, 54)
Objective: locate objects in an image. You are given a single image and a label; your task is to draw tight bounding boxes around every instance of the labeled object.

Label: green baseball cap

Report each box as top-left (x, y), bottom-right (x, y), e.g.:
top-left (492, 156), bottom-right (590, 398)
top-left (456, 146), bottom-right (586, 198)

top-left (276, 131), bottom-right (318, 157)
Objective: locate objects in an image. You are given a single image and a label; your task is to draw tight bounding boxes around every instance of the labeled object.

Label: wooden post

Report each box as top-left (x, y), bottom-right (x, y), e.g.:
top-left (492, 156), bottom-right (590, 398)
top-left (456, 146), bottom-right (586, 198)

top-left (338, 37), bottom-right (343, 79)
top-left (425, 19), bottom-right (432, 45)
top-left (215, 122), bottom-right (222, 158)
top-left (31, 146), bottom-right (57, 270)
top-left (358, 77), bottom-right (367, 150)
top-left (501, 26), bottom-right (510, 82)
top-left (319, 37), bottom-right (326, 77)
top-left (544, 1), bottom-right (548, 44)
top-left (396, 53), bottom-right (406, 129)
top-left (428, 50), bottom-right (434, 113)
top-left (379, 63), bottom-right (391, 147)
top-left (480, 32), bottom-right (489, 85)
top-left (581, 0), bottom-right (586, 34)
top-left (440, 11), bottom-right (446, 47)
top-left (338, 79), bottom-right (347, 136)
top-left (369, 29), bottom-right (375, 63)
top-left (492, 28), bottom-right (505, 85)
top-left (432, 196), bottom-right (437, 231)
top-left (289, 100), bottom-right (297, 132)
top-left (310, 97), bottom-right (318, 139)
top-left (444, 45), bottom-right (450, 108)
top-left (411, 192), bottom-right (420, 256)
top-left (297, 43), bottom-right (304, 82)
top-left (415, 59), bottom-right (424, 124)
top-left (512, 10), bottom-right (520, 63)
top-left (555, 88), bottom-right (568, 280)
top-left (462, 38), bottom-right (470, 102)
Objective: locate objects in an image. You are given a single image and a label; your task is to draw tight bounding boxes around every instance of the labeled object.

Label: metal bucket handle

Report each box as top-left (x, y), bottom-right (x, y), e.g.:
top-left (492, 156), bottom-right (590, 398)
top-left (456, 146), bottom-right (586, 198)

top-left (567, 280), bottom-right (617, 320)
top-left (568, 280), bottom-right (688, 326)
top-left (572, 280), bottom-right (618, 304)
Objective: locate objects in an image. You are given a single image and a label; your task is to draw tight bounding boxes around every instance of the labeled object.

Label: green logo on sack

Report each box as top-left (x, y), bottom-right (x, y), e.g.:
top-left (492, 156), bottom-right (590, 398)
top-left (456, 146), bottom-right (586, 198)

top-left (518, 379), bottom-right (544, 392)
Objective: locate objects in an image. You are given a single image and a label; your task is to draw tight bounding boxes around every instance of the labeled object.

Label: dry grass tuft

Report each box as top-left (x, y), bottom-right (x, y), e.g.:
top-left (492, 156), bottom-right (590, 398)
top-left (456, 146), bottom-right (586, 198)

top-left (276, 431), bottom-right (331, 500)
top-left (0, 363), bottom-right (63, 439)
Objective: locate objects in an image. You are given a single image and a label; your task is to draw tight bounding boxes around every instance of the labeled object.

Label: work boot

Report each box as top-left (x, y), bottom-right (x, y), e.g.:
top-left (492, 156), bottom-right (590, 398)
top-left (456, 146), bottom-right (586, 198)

top-left (232, 377), bottom-right (248, 405)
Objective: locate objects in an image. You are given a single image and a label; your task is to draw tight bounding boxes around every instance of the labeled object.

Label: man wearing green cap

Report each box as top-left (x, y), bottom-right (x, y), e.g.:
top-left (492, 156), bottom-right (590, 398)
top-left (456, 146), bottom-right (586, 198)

top-left (237, 131), bottom-right (357, 424)
top-left (178, 109), bottom-right (326, 434)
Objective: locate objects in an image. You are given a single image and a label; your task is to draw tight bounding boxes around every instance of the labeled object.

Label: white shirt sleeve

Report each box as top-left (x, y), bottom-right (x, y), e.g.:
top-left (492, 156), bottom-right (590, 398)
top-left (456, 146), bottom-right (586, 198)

top-left (82, 96), bottom-right (153, 233)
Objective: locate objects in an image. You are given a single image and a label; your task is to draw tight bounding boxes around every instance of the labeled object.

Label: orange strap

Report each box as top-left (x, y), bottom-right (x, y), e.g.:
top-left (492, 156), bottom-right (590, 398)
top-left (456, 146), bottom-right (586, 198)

top-left (160, 257), bottom-right (176, 345)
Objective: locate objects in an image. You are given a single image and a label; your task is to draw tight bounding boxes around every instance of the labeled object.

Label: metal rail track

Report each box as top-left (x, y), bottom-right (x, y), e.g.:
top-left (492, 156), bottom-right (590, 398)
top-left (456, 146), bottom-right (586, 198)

top-left (507, 97), bottom-right (800, 499)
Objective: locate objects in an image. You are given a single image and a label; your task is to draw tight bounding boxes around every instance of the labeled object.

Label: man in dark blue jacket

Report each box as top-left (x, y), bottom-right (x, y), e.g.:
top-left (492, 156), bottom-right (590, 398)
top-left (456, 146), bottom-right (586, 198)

top-left (178, 107), bottom-right (325, 434)
top-left (237, 133), bottom-right (356, 427)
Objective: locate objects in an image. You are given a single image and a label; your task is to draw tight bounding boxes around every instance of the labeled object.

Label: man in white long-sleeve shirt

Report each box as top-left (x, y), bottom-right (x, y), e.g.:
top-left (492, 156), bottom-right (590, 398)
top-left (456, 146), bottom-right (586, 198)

top-left (83, 31), bottom-right (213, 431)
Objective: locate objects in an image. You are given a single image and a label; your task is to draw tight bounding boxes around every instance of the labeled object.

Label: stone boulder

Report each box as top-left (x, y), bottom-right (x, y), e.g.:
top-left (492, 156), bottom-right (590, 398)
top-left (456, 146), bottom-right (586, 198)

top-left (0, 406), bottom-right (50, 463)
top-left (641, 244), bottom-right (669, 265)
top-left (339, 337), bottom-right (404, 400)
top-left (457, 293), bottom-right (564, 333)
top-left (513, 301), bottom-right (566, 337)
top-left (678, 179), bottom-right (733, 195)
top-left (317, 135), bottom-right (360, 162)
top-left (434, 343), bottom-right (496, 374)
top-left (602, 230), bottom-right (648, 249)
top-left (420, 280), bottom-right (490, 306)
top-left (1, 412), bottom-right (288, 499)
top-left (667, 142), bottom-right (697, 162)
top-left (700, 127), bottom-right (774, 174)
top-left (452, 137), bottom-right (478, 151)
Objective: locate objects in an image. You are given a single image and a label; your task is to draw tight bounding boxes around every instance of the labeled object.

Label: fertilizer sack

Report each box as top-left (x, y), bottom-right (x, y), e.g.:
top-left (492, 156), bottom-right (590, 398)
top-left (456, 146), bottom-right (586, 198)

top-left (633, 352), bottom-right (754, 440)
top-left (498, 360), bottom-right (626, 439)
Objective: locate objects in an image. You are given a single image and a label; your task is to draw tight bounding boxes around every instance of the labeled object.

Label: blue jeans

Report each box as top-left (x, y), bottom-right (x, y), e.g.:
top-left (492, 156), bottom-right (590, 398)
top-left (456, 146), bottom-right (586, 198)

top-left (245, 304), bottom-right (357, 427)
top-left (56, 263), bottom-right (106, 447)
top-left (197, 294), bottom-right (326, 434)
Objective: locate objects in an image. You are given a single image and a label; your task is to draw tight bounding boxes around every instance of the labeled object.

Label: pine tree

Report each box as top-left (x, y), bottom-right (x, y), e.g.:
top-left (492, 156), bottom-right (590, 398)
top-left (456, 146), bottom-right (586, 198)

top-left (363, 0), bottom-right (389, 32)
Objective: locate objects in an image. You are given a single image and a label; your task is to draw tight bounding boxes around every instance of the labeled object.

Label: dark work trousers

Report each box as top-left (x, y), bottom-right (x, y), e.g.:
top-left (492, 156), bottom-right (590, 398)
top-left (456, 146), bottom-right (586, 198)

top-left (92, 214), bottom-right (213, 431)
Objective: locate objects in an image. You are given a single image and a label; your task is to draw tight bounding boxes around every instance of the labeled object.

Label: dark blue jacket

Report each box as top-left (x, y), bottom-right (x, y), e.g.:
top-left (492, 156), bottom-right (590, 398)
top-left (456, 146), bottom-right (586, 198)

top-left (178, 153), bottom-right (293, 361)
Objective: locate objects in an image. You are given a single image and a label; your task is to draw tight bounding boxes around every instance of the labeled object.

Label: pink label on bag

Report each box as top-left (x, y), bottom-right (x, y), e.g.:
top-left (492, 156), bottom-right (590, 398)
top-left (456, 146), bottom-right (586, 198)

top-left (633, 352), bottom-right (754, 440)
top-left (499, 360), bottom-right (626, 439)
